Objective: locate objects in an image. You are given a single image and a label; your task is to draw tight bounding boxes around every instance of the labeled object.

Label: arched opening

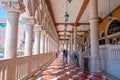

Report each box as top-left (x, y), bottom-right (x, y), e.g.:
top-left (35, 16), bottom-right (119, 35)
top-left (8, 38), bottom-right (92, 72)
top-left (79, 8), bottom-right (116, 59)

top-left (17, 13), bottom-right (26, 56)
top-left (0, 7), bottom-right (7, 58)
top-left (106, 18), bottom-right (120, 45)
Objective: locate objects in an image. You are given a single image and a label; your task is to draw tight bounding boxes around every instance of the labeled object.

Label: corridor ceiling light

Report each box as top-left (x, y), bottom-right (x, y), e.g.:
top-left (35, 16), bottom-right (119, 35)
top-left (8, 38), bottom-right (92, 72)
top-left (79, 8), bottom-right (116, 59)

top-left (65, 12), bottom-right (69, 22)
top-left (64, 23), bottom-right (67, 29)
top-left (67, 0), bottom-right (72, 3)
top-left (107, 13), bottom-right (112, 21)
top-left (108, 0), bottom-right (112, 21)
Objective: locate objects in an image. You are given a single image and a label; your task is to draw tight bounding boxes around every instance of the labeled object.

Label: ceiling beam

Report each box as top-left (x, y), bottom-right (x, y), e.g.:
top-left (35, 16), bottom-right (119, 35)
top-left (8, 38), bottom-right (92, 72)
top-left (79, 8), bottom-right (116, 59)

top-left (57, 30), bottom-right (73, 33)
top-left (74, 0), bottom-right (89, 26)
top-left (57, 30), bottom-right (87, 33)
top-left (55, 23), bottom-right (74, 26)
top-left (45, 0), bottom-right (58, 36)
top-left (55, 23), bottom-right (90, 26)
top-left (59, 35), bottom-right (71, 37)
top-left (45, 0), bottom-right (55, 23)
top-left (59, 39), bottom-right (69, 40)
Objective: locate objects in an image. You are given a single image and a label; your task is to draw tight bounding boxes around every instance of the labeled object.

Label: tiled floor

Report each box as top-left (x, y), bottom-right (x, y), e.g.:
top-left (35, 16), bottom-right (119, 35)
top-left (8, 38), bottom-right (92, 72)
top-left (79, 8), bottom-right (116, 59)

top-left (36, 55), bottom-right (110, 80)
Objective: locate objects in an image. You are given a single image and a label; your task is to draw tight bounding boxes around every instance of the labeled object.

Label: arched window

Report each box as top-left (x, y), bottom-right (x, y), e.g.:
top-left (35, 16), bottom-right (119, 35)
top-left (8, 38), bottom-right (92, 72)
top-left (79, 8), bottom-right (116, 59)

top-left (106, 19), bottom-right (120, 45)
top-left (108, 20), bottom-right (120, 35)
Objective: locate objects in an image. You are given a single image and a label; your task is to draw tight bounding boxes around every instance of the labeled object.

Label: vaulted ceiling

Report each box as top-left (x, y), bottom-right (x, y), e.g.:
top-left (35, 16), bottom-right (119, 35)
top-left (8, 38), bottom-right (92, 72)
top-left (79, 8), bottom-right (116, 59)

top-left (45, 0), bottom-right (120, 40)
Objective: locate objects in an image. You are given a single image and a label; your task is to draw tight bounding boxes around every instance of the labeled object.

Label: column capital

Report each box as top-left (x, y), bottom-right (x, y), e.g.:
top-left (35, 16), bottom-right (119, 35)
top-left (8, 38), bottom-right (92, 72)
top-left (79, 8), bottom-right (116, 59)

top-left (34, 24), bottom-right (42, 31)
top-left (0, 0), bottom-right (25, 13)
top-left (40, 30), bottom-right (46, 35)
top-left (46, 33), bottom-right (50, 38)
top-left (23, 16), bottom-right (35, 25)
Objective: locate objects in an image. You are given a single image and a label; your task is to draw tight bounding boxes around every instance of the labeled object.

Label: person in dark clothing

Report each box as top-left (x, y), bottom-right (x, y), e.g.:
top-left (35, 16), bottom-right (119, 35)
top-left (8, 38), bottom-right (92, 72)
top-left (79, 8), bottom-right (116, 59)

top-left (63, 49), bottom-right (68, 65)
top-left (55, 50), bottom-right (58, 58)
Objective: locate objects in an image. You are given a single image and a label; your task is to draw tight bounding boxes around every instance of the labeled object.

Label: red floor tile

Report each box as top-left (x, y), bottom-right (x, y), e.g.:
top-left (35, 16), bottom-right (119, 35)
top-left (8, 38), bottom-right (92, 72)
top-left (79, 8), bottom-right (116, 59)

top-left (36, 54), bottom-right (110, 80)
top-left (75, 76), bottom-right (86, 80)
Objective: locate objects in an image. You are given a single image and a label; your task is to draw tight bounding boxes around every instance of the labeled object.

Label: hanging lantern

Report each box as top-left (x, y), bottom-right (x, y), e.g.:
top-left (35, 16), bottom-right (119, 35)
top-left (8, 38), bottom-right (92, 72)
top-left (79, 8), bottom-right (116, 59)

top-left (107, 13), bottom-right (112, 21)
top-left (64, 32), bottom-right (66, 37)
top-left (107, 0), bottom-right (112, 21)
top-left (64, 23), bottom-right (67, 27)
top-left (67, 0), bottom-right (72, 3)
top-left (65, 12), bottom-right (69, 22)
top-left (64, 23), bottom-right (67, 29)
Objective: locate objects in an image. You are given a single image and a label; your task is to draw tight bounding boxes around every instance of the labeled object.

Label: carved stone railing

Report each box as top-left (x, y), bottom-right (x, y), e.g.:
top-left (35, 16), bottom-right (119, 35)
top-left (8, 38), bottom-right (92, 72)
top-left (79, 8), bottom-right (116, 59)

top-left (0, 53), bottom-right (54, 80)
top-left (99, 44), bottom-right (120, 79)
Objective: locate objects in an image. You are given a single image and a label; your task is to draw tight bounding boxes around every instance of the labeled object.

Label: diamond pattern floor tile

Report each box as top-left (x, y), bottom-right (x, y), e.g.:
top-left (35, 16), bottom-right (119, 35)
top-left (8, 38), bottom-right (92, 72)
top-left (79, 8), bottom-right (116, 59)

top-left (36, 54), bottom-right (110, 80)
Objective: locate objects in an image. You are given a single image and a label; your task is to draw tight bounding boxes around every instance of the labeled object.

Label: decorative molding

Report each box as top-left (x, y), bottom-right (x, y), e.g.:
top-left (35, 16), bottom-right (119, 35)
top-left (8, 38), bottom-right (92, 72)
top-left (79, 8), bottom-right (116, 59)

top-left (0, 0), bottom-right (25, 13)
top-left (34, 24), bottom-right (43, 31)
top-left (23, 16), bottom-right (35, 25)
top-left (57, 30), bottom-right (88, 33)
top-left (55, 23), bottom-right (90, 26)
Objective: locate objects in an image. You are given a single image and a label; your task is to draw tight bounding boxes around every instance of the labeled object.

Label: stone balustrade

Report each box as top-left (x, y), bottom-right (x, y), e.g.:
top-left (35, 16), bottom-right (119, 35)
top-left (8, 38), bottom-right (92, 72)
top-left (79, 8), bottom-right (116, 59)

top-left (99, 44), bottom-right (120, 78)
top-left (0, 53), bottom-right (54, 80)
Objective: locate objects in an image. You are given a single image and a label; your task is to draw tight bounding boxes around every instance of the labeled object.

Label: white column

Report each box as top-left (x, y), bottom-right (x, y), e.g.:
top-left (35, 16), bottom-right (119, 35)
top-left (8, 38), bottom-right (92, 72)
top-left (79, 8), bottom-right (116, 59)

top-left (46, 34), bottom-right (49, 53)
top-left (90, 0), bottom-right (101, 72)
top-left (70, 33), bottom-right (73, 51)
top-left (74, 27), bottom-right (77, 50)
top-left (40, 30), bottom-right (46, 54)
top-left (47, 36), bottom-right (49, 53)
top-left (4, 13), bottom-right (19, 58)
top-left (48, 36), bottom-right (50, 52)
top-left (44, 34), bottom-right (46, 53)
top-left (40, 31), bottom-right (43, 53)
top-left (1, 0), bottom-right (25, 58)
top-left (49, 37), bottom-right (52, 52)
top-left (33, 25), bottom-right (42, 54)
top-left (45, 34), bottom-right (49, 53)
top-left (24, 17), bottom-right (34, 56)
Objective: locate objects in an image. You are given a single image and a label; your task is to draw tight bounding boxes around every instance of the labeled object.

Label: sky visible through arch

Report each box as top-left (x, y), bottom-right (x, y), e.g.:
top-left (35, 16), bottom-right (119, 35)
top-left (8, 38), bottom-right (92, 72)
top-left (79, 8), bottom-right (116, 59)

top-left (0, 0), bottom-right (6, 18)
top-left (0, 7), bottom-right (7, 18)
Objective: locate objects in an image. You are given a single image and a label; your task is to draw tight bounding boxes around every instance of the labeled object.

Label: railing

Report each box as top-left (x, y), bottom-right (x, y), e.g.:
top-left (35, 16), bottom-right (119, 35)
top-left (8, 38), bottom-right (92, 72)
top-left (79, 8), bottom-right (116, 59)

top-left (99, 44), bottom-right (120, 79)
top-left (0, 53), bottom-right (54, 80)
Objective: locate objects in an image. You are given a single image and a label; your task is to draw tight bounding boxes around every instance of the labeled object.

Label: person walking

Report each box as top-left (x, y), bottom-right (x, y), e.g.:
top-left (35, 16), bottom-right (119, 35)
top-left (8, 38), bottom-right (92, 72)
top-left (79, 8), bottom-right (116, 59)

top-left (63, 49), bottom-right (68, 65)
top-left (55, 50), bottom-right (58, 58)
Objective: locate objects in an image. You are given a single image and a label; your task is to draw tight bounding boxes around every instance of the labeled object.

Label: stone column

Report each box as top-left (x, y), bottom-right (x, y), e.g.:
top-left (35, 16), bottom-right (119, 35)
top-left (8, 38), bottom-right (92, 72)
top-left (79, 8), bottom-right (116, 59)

top-left (70, 33), bottom-right (73, 51)
top-left (90, 0), bottom-right (101, 72)
top-left (50, 38), bottom-right (52, 52)
top-left (1, 1), bottom-right (25, 79)
top-left (45, 33), bottom-right (48, 53)
top-left (33, 25), bottom-right (42, 54)
top-left (74, 27), bottom-right (77, 50)
top-left (47, 36), bottom-right (49, 53)
top-left (44, 32), bottom-right (47, 53)
top-left (24, 16), bottom-right (34, 56)
top-left (49, 37), bottom-right (51, 52)
top-left (68, 38), bottom-right (71, 51)
top-left (46, 34), bottom-right (49, 53)
top-left (40, 30), bottom-right (44, 53)
top-left (1, 0), bottom-right (25, 59)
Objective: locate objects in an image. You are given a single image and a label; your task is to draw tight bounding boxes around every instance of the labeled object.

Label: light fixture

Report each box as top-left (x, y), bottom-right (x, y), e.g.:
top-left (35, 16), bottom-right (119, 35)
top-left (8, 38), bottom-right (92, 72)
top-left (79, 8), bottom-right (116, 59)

top-left (64, 0), bottom-right (71, 43)
top-left (107, 13), bottom-right (112, 21)
top-left (67, 0), bottom-right (72, 3)
top-left (107, 0), bottom-right (112, 21)
top-left (65, 12), bottom-right (69, 22)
